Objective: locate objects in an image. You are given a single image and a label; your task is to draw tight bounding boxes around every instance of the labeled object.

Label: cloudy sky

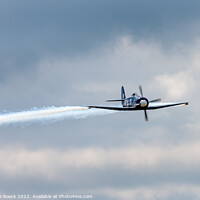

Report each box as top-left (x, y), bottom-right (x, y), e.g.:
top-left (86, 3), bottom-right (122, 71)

top-left (0, 0), bottom-right (200, 199)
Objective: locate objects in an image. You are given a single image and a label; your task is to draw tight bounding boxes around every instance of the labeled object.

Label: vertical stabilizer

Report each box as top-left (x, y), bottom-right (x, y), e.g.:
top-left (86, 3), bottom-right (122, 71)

top-left (121, 86), bottom-right (126, 106)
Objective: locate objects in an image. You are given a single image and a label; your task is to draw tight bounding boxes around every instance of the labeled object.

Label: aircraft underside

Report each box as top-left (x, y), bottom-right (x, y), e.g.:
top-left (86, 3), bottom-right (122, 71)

top-left (88, 102), bottom-right (188, 111)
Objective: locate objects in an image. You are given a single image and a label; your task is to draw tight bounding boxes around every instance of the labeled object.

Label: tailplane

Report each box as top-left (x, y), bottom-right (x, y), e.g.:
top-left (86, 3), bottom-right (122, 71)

top-left (106, 86), bottom-right (126, 105)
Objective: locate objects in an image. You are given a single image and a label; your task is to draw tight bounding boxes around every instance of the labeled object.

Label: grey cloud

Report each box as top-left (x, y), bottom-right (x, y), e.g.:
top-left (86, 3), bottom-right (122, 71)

top-left (0, 36), bottom-right (195, 149)
top-left (0, 1), bottom-right (199, 199)
top-left (1, 144), bottom-right (200, 199)
top-left (1, 0), bottom-right (200, 78)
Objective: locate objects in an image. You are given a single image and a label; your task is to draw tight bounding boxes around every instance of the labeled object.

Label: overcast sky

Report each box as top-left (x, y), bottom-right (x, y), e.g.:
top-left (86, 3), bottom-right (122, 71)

top-left (0, 1), bottom-right (200, 199)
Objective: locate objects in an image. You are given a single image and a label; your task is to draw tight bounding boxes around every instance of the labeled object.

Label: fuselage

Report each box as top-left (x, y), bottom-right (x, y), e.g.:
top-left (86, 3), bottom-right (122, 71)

top-left (122, 93), bottom-right (148, 108)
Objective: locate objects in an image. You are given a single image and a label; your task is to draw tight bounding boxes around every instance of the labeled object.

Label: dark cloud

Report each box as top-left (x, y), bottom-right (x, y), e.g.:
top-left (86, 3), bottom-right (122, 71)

top-left (1, 0), bottom-right (200, 76)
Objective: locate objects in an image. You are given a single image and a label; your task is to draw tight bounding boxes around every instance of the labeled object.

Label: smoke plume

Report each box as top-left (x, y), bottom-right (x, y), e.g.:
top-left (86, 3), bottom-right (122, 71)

top-left (0, 106), bottom-right (116, 126)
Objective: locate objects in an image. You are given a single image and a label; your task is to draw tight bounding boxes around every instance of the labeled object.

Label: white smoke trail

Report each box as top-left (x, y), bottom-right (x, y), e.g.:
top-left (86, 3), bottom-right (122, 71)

top-left (0, 106), bottom-right (116, 126)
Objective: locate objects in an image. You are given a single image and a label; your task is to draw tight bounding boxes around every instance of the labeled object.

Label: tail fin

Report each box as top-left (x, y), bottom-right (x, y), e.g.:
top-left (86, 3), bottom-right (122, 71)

top-left (121, 86), bottom-right (126, 106)
top-left (121, 86), bottom-right (126, 99)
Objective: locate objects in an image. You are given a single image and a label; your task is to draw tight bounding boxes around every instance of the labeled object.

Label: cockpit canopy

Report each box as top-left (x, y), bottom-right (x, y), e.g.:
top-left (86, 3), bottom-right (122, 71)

top-left (132, 93), bottom-right (139, 96)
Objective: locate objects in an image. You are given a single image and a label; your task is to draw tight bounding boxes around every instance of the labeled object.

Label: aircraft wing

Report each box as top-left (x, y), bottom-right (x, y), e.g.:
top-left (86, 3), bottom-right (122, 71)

top-left (88, 102), bottom-right (188, 111)
top-left (146, 102), bottom-right (189, 110)
top-left (88, 105), bottom-right (137, 111)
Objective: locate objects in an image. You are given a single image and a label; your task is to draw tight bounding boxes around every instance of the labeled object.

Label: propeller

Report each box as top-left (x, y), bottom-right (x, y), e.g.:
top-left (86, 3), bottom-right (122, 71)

top-left (149, 98), bottom-right (161, 103)
top-left (138, 85), bottom-right (148, 121)
top-left (144, 110), bottom-right (148, 121)
top-left (138, 85), bottom-right (162, 121)
top-left (139, 85), bottom-right (143, 97)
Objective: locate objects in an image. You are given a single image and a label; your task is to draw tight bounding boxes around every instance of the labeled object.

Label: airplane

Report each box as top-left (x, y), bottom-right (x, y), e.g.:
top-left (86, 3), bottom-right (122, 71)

top-left (88, 85), bottom-right (189, 121)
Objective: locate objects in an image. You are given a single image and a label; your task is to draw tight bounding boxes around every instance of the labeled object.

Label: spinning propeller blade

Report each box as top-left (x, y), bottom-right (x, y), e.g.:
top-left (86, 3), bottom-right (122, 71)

top-left (139, 85), bottom-right (143, 97)
top-left (139, 85), bottom-right (149, 121)
top-left (144, 109), bottom-right (148, 121)
top-left (149, 98), bottom-right (161, 103)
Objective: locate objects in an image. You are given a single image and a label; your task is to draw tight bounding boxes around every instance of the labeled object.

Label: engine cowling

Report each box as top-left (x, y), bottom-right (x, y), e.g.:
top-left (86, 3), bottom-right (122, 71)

top-left (139, 97), bottom-right (149, 108)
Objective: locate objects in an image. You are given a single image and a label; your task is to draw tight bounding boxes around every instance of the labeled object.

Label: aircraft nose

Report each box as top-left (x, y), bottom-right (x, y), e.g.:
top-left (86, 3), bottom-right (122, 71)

top-left (140, 99), bottom-right (148, 107)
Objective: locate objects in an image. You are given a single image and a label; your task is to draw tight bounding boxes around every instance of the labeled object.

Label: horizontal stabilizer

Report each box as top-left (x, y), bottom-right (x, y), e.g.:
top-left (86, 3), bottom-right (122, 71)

top-left (106, 99), bottom-right (125, 102)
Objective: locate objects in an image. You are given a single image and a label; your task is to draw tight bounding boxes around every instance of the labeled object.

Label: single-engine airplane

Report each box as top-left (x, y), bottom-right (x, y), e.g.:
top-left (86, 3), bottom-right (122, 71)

top-left (88, 85), bottom-right (189, 121)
